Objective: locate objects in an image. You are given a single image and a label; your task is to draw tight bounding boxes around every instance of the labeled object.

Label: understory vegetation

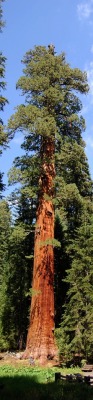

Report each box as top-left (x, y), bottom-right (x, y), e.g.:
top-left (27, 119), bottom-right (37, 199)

top-left (0, 365), bottom-right (93, 400)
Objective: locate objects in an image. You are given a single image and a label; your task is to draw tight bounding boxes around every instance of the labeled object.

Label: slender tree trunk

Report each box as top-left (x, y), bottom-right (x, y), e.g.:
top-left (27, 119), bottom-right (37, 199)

top-left (24, 138), bottom-right (58, 363)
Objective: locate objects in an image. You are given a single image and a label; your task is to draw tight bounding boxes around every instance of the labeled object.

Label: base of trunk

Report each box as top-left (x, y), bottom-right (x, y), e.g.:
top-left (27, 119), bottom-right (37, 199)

top-left (22, 354), bottom-right (58, 366)
top-left (22, 343), bottom-right (58, 365)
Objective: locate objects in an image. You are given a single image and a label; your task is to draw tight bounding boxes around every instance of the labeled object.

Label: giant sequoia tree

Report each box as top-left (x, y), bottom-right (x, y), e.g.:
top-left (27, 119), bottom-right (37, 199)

top-left (8, 45), bottom-right (89, 363)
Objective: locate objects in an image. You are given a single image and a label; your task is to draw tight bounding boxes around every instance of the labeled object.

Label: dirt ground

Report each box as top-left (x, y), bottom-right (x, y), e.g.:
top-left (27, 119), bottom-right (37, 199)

top-left (0, 352), bottom-right (30, 368)
top-left (0, 351), bottom-right (59, 368)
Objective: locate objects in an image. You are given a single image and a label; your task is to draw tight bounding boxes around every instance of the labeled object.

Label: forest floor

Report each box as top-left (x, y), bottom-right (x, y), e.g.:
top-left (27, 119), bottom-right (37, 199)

top-left (0, 353), bottom-right (93, 400)
top-left (0, 351), bottom-right (30, 368)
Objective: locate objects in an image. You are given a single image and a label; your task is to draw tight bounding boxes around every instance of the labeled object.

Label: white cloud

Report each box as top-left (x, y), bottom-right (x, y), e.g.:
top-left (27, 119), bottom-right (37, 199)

top-left (86, 136), bottom-right (93, 147)
top-left (77, 1), bottom-right (93, 20)
top-left (82, 105), bottom-right (88, 114)
top-left (86, 61), bottom-right (93, 97)
top-left (13, 135), bottom-right (23, 145)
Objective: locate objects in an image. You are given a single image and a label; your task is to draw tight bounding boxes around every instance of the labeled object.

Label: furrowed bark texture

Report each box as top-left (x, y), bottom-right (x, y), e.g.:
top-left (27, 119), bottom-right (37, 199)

top-left (25, 138), bottom-right (58, 363)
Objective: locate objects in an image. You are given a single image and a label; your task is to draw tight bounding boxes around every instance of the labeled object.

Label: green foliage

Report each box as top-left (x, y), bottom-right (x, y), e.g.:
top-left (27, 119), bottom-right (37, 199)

top-left (0, 0), bottom-right (5, 31)
top-left (0, 1), bottom-right (8, 197)
top-left (0, 195), bottom-right (35, 350)
top-left (25, 288), bottom-right (41, 297)
top-left (0, 200), bottom-right (11, 277)
top-left (0, 365), bottom-right (93, 400)
top-left (0, 200), bottom-right (12, 350)
top-left (0, 16), bottom-right (8, 148)
top-left (7, 46), bottom-right (91, 247)
top-left (57, 211), bottom-right (93, 361)
top-left (0, 54), bottom-right (8, 155)
top-left (39, 238), bottom-right (61, 248)
top-left (7, 45), bottom-right (92, 254)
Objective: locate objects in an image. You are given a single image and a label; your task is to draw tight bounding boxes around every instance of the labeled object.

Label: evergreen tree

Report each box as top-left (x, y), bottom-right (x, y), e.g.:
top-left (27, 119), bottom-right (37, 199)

top-left (56, 203), bottom-right (93, 363)
top-left (0, 194), bottom-right (35, 350)
top-left (0, 0), bottom-right (5, 31)
top-left (0, 200), bottom-right (12, 350)
top-left (54, 132), bottom-right (92, 326)
top-left (8, 45), bottom-right (89, 362)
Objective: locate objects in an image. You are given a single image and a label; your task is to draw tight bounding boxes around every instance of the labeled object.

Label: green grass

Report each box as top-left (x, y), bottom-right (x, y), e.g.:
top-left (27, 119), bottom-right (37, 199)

top-left (0, 364), bottom-right (93, 400)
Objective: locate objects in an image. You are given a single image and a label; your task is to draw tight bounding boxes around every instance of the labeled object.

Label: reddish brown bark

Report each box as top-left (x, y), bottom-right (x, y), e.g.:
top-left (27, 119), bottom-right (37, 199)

top-left (24, 138), bottom-right (58, 363)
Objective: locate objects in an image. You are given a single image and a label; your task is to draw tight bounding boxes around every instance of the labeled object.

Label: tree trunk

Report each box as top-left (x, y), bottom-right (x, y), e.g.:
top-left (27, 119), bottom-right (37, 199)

top-left (24, 138), bottom-right (58, 363)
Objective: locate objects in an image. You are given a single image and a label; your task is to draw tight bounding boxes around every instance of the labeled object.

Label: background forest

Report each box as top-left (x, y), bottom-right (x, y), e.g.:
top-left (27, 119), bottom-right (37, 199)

top-left (0, 0), bottom-right (93, 364)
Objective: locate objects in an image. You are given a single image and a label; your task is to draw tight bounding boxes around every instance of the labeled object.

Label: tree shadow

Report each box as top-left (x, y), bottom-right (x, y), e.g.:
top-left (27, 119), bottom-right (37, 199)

top-left (0, 372), bottom-right (93, 400)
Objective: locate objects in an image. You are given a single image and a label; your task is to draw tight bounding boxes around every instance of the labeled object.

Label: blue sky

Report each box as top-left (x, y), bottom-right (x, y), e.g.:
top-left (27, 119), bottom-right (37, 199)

top-left (1, 0), bottom-right (93, 196)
